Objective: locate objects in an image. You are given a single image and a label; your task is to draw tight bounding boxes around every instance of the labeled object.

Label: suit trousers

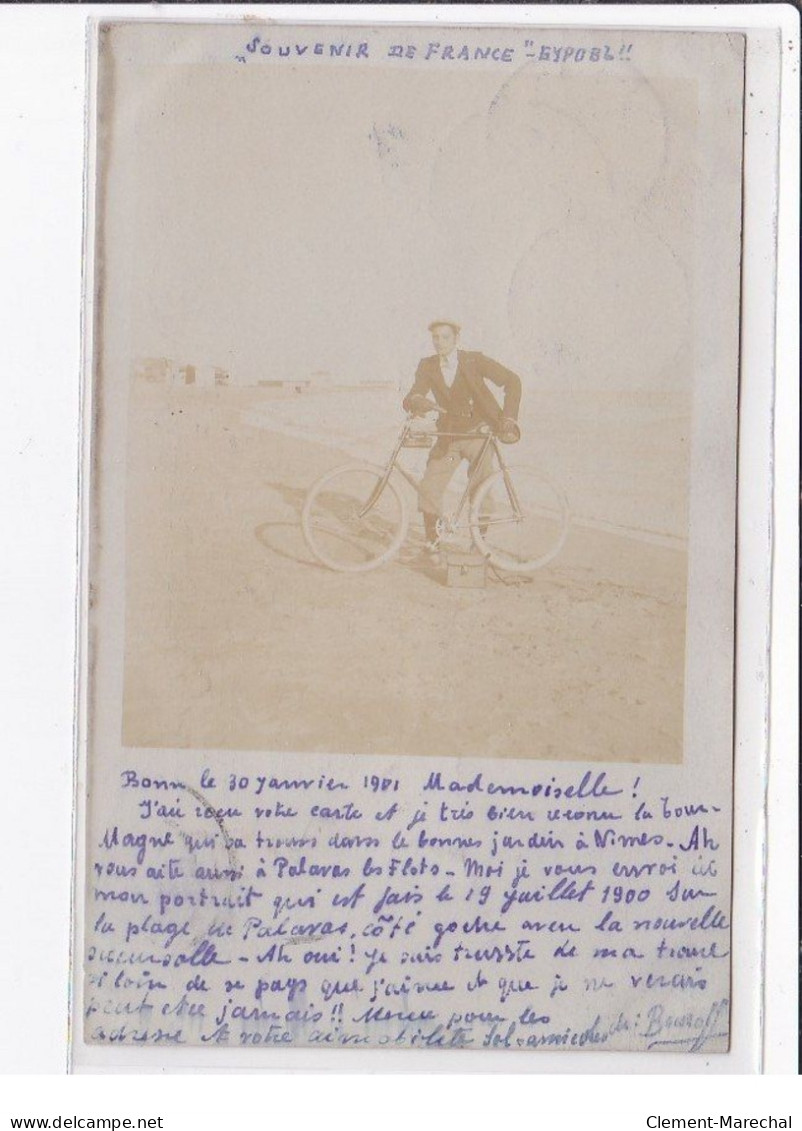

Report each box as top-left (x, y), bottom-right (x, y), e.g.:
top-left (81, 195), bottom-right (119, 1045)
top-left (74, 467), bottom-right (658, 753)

top-left (418, 436), bottom-right (494, 518)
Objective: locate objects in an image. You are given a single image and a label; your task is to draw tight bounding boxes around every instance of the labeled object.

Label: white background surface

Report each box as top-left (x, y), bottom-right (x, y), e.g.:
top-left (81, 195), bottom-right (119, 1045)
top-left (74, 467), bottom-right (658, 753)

top-left (0, 0), bottom-right (797, 1116)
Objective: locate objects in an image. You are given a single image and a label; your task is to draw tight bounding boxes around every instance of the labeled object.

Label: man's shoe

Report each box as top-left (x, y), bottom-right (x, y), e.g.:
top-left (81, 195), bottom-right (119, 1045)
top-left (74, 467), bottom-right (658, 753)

top-left (422, 540), bottom-right (443, 565)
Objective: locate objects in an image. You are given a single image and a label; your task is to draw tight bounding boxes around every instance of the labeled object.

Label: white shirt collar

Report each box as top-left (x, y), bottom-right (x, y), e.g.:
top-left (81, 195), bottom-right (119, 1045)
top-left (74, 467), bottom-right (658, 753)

top-left (439, 350), bottom-right (458, 375)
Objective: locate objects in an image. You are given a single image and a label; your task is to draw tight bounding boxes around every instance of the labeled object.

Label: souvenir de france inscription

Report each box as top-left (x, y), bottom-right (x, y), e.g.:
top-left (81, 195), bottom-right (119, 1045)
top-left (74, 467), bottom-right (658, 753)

top-left (81, 22), bottom-right (744, 1053)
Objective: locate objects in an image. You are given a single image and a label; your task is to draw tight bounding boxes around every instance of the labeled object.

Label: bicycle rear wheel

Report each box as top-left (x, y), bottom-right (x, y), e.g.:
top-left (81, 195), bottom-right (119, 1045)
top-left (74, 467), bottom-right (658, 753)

top-left (302, 464), bottom-right (408, 572)
top-left (470, 467), bottom-right (569, 572)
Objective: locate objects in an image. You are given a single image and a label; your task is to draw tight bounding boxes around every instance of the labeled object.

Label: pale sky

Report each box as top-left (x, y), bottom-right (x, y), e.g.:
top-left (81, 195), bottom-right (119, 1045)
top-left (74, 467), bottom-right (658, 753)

top-left (122, 55), bottom-right (696, 391)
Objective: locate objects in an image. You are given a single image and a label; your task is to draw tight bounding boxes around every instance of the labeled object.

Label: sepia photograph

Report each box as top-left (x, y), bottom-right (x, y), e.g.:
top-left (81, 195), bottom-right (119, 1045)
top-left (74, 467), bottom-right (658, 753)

top-left (74, 16), bottom-right (756, 1062)
top-left (90, 22), bottom-right (746, 762)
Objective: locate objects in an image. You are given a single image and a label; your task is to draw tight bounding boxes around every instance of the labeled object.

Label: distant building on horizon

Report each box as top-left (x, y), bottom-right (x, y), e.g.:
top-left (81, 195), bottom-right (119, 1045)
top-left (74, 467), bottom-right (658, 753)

top-left (256, 370), bottom-right (334, 394)
top-left (258, 377), bottom-right (313, 394)
top-left (135, 358), bottom-right (396, 391)
top-left (134, 357), bottom-right (174, 383)
top-left (132, 358), bottom-right (231, 388)
top-left (354, 377), bottom-right (396, 389)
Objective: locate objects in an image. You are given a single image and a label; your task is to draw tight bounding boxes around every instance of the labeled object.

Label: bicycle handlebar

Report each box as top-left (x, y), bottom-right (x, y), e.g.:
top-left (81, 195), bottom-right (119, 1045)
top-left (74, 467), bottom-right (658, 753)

top-left (406, 411), bottom-right (519, 444)
top-left (404, 417), bottom-right (492, 439)
top-left (406, 400), bottom-right (490, 433)
top-left (406, 396), bottom-right (444, 417)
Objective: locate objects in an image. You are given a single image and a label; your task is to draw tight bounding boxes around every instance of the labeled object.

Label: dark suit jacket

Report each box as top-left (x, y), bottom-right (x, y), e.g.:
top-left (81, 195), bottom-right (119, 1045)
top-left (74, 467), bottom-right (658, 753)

top-left (402, 351), bottom-right (522, 429)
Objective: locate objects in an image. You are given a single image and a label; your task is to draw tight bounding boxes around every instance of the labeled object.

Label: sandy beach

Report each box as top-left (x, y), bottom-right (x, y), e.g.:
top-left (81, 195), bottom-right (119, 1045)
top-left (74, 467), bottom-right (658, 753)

top-left (123, 383), bottom-right (687, 763)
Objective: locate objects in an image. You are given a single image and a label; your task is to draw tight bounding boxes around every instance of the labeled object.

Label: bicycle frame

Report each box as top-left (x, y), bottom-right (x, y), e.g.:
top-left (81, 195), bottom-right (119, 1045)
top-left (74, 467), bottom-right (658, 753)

top-left (358, 415), bottom-right (523, 530)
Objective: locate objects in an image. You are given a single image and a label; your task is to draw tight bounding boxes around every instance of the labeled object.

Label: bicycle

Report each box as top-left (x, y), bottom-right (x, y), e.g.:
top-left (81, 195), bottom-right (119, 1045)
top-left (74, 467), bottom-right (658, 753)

top-left (301, 399), bottom-right (570, 574)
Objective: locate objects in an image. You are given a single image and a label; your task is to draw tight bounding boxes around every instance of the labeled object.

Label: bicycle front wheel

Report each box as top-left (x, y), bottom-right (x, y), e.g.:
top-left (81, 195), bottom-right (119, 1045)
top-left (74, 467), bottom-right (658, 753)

top-left (302, 464), bottom-right (409, 572)
top-left (470, 467), bottom-right (569, 572)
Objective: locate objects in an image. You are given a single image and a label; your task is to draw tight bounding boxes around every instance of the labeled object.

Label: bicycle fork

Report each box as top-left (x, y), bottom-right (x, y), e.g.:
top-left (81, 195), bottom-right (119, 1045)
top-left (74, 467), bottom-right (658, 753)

top-left (357, 428), bottom-right (410, 519)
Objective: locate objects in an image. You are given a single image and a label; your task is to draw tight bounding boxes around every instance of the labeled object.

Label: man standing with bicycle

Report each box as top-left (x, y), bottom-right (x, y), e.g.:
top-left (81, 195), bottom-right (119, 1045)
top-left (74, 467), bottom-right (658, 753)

top-left (402, 320), bottom-right (522, 552)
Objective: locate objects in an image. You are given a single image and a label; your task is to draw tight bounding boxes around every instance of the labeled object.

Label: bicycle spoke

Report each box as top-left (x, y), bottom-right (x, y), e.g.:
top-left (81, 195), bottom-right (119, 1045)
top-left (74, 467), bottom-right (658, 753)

top-left (302, 466), bottom-right (407, 572)
top-left (471, 468), bottom-right (569, 571)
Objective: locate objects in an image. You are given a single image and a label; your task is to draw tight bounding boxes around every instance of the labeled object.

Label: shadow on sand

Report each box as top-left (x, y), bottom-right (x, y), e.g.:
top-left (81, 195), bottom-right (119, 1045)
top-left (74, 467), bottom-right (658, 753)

top-left (255, 480), bottom-right (446, 584)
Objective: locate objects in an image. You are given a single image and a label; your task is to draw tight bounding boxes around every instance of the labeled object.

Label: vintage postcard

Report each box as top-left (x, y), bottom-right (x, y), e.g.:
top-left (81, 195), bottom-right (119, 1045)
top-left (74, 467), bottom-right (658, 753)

top-left (77, 20), bottom-right (744, 1057)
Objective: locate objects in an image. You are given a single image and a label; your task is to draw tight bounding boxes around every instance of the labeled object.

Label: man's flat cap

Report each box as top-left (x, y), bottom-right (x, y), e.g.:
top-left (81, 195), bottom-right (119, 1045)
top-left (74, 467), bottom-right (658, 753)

top-left (427, 320), bottom-right (461, 333)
